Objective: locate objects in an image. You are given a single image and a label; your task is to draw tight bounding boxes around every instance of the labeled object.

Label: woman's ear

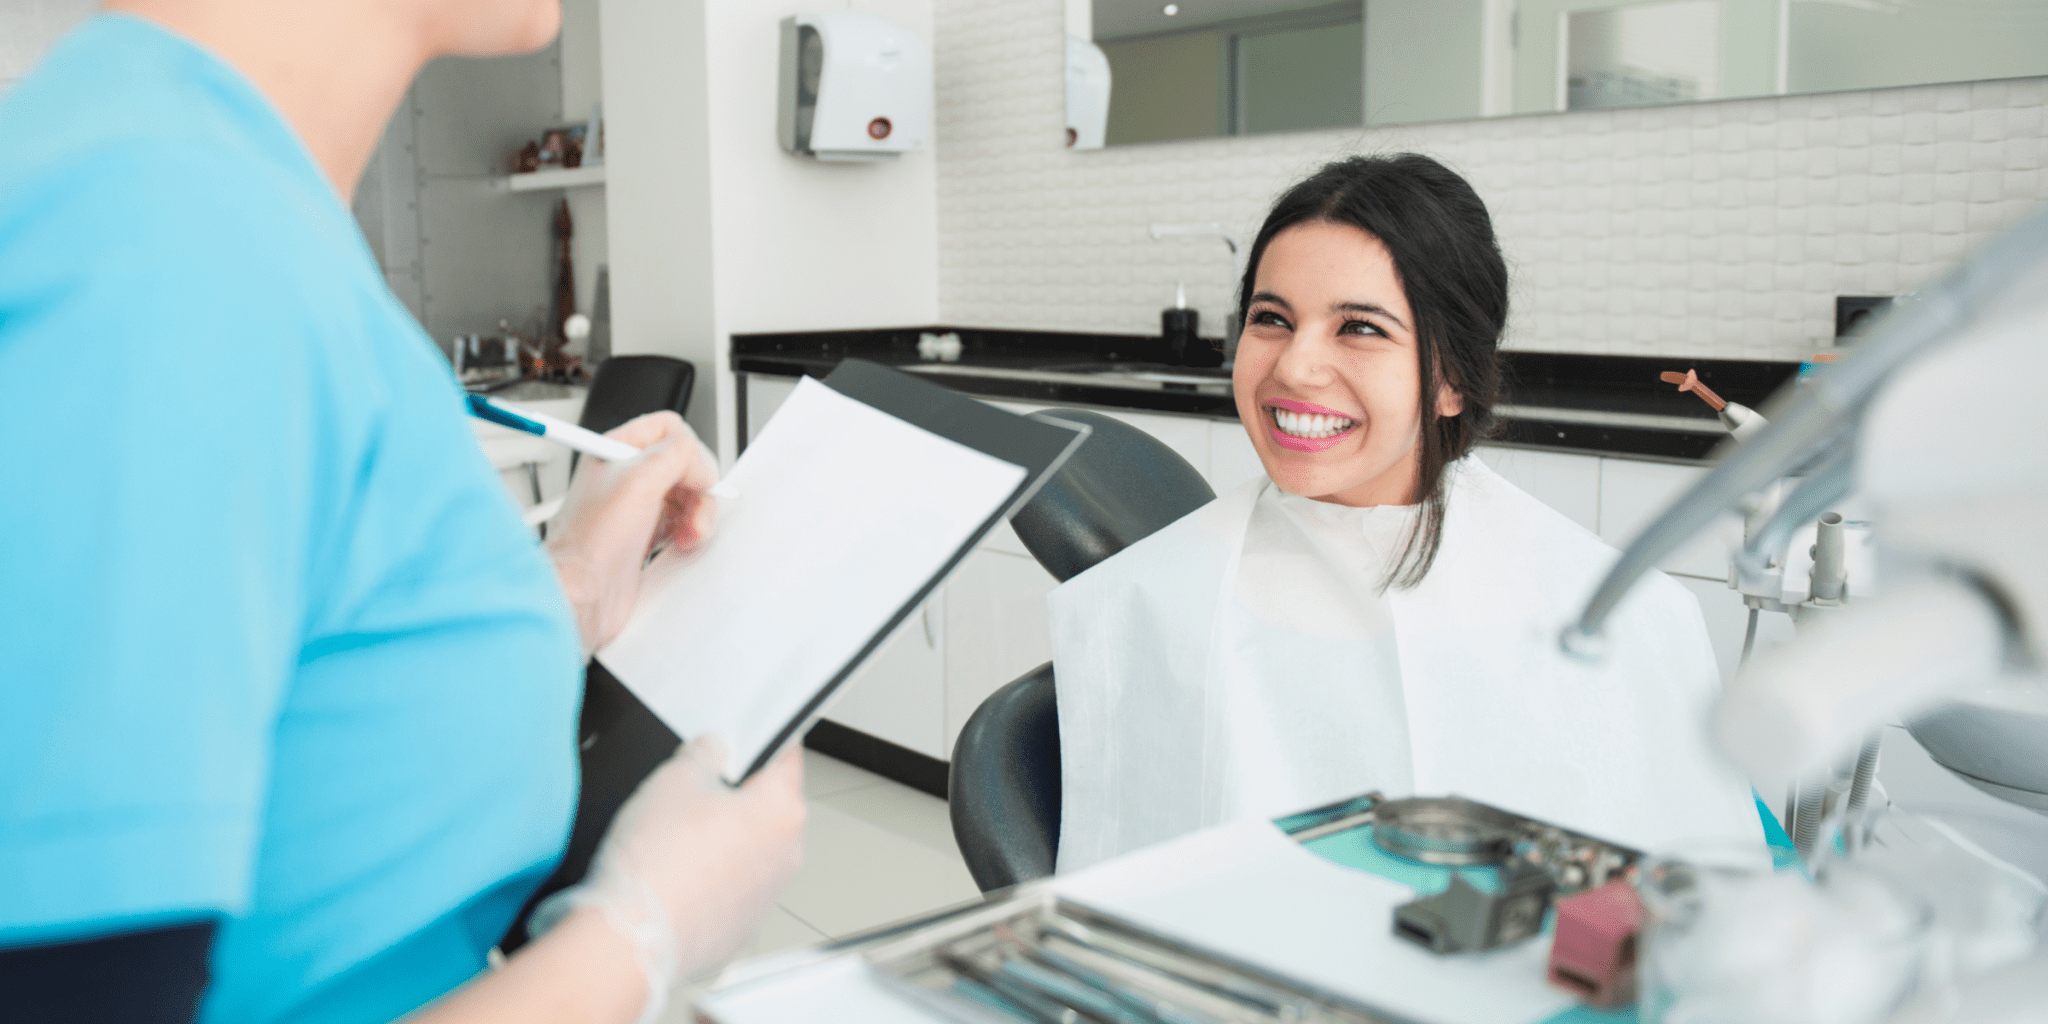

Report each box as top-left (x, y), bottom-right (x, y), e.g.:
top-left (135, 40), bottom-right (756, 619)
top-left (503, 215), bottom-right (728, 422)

top-left (1435, 383), bottom-right (1465, 418)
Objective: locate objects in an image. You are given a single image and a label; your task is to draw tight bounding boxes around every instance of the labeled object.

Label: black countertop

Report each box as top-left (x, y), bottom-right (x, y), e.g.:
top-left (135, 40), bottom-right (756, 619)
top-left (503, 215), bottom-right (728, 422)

top-left (731, 326), bottom-right (1804, 463)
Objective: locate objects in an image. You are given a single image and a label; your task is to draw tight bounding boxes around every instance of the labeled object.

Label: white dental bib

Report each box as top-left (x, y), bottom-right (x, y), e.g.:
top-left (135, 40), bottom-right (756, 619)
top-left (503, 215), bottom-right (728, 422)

top-left (1050, 456), bottom-right (1762, 872)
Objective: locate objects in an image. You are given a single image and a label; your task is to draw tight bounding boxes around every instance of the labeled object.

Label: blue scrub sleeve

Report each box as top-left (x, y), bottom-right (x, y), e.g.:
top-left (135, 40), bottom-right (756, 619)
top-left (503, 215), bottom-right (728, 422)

top-left (0, 140), bottom-right (343, 942)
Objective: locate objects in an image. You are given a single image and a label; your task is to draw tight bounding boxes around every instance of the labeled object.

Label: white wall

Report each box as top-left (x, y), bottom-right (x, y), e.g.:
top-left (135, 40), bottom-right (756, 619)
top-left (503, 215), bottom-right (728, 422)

top-left (932, 0), bottom-right (2048, 363)
top-left (0, 0), bottom-right (98, 95)
top-left (600, 0), bottom-right (720, 440)
top-left (560, 0), bottom-right (609, 327)
top-left (604, 0), bottom-right (940, 459)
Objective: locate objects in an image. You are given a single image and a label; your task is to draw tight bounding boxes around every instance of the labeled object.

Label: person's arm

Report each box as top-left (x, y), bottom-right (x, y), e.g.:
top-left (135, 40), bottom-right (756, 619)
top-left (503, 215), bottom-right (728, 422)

top-left (407, 742), bottom-right (806, 1024)
top-left (408, 909), bottom-right (644, 1024)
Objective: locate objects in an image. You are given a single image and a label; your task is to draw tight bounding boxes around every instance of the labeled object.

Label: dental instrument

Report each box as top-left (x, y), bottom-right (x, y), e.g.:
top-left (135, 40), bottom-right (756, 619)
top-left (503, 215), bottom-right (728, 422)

top-left (1660, 368), bottom-right (1767, 441)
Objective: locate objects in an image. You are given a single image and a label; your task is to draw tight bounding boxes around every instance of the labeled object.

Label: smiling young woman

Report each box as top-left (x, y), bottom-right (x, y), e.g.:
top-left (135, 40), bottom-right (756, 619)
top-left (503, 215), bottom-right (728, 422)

top-left (1048, 154), bottom-right (1769, 874)
top-left (1232, 154), bottom-right (1508, 587)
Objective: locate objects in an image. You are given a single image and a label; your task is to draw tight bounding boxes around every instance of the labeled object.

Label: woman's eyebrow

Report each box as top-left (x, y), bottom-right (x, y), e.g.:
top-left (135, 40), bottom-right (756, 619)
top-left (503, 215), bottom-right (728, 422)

top-left (1334, 301), bottom-right (1408, 331)
top-left (1248, 291), bottom-right (1292, 310)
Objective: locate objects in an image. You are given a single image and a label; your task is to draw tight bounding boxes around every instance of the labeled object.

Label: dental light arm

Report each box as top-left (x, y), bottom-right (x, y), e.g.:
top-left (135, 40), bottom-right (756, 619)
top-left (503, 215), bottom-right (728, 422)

top-left (1560, 206), bottom-right (2048, 660)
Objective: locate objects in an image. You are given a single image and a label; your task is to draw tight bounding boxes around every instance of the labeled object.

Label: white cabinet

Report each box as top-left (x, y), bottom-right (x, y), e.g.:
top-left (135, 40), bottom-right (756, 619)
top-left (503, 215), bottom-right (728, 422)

top-left (1207, 418), bottom-right (1264, 492)
top-left (824, 599), bottom-right (947, 760)
top-left (472, 390), bottom-right (585, 514)
top-left (1471, 445), bottom-right (1740, 584)
top-left (744, 373), bottom-right (799, 448)
top-left (942, 548), bottom-right (1059, 756)
top-left (1596, 458), bottom-right (1740, 582)
top-left (1473, 445), bottom-right (1601, 536)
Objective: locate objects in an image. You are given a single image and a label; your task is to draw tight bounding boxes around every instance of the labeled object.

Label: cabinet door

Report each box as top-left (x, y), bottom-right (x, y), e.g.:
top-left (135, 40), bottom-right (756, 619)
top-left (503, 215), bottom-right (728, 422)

top-left (824, 597), bottom-right (946, 760)
top-left (1597, 457), bottom-right (1740, 582)
top-left (1207, 417), bottom-right (1265, 491)
top-left (1473, 446), bottom-right (1601, 536)
top-left (942, 548), bottom-right (1059, 757)
top-left (743, 373), bottom-right (800, 447)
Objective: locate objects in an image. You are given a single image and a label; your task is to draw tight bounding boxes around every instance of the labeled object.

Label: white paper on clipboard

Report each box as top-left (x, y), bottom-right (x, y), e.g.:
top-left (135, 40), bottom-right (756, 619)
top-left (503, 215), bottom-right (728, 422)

top-left (596, 376), bottom-right (1027, 783)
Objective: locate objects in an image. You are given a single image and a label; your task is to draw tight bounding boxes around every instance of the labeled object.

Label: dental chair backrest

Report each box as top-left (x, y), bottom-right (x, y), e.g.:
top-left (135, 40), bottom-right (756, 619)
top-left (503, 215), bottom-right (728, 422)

top-left (950, 410), bottom-right (1218, 892)
top-left (1010, 409), bottom-right (1218, 582)
top-left (580, 355), bottom-right (695, 433)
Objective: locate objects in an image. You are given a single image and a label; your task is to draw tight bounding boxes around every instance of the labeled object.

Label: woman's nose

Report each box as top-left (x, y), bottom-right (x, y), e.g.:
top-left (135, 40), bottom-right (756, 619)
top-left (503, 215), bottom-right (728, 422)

top-left (1270, 333), bottom-right (1333, 390)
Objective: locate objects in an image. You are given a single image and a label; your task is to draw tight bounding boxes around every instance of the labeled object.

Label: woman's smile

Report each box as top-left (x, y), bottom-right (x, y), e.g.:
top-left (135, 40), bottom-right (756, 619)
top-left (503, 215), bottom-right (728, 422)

top-left (1267, 398), bottom-right (1360, 451)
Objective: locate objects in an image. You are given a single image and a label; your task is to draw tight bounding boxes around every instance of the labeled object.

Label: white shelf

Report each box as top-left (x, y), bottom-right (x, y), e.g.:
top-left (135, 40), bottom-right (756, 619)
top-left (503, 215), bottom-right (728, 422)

top-left (505, 165), bottom-right (606, 192)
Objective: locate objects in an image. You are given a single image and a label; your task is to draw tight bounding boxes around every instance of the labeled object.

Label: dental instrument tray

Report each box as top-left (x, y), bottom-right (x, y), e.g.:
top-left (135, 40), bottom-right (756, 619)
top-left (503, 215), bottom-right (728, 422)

top-left (865, 892), bottom-right (1421, 1024)
top-left (1273, 793), bottom-right (1644, 958)
top-left (1277, 793), bottom-right (1641, 897)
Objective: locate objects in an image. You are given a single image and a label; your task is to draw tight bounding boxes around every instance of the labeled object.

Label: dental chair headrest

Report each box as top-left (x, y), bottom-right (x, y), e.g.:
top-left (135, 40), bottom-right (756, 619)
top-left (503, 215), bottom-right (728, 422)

top-left (1010, 409), bottom-right (1218, 583)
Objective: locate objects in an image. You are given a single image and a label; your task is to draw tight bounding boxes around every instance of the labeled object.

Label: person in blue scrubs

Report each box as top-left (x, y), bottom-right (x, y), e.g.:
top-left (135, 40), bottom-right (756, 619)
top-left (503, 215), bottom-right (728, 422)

top-left (0, 3), bottom-right (803, 1023)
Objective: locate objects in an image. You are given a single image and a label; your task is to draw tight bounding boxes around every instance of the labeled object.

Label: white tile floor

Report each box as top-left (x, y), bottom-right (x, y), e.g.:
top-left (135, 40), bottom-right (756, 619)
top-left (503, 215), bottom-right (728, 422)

top-left (659, 748), bottom-right (984, 1021)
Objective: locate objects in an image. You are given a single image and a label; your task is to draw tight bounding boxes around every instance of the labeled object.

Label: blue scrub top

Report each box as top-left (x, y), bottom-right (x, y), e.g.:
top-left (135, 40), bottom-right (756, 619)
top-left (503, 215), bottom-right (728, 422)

top-left (0, 15), bottom-right (584, 1023)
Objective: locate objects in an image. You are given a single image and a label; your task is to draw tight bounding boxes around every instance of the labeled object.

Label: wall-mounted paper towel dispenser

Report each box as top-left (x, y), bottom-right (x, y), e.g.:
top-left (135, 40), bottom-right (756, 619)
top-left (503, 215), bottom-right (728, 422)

top-left (778, 12), bottom-right (931, 162)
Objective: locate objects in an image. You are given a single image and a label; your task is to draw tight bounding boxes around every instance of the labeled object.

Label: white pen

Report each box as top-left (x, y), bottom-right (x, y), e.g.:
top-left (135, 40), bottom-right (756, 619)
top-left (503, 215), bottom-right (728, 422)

top-left (466, 393), bottom-right (739, 499)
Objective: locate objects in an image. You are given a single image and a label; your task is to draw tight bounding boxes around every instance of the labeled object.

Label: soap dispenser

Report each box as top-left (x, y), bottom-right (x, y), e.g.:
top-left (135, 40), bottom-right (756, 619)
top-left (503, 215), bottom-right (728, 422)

top-left (1160, 282), bottom-right (1197, 366)
top-left (1162, 283), bottom-right (1220, 367)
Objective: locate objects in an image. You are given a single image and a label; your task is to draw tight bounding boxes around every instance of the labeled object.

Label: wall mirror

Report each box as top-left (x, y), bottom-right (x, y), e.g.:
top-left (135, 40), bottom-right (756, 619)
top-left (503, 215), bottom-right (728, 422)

top-left (1065, 0), bottom-right (2048, 149)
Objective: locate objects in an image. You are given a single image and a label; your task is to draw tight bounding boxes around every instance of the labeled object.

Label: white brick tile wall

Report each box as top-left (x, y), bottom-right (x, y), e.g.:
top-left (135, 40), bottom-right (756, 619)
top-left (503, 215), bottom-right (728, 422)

top-left (932, 0), bottom-right (2048, 362)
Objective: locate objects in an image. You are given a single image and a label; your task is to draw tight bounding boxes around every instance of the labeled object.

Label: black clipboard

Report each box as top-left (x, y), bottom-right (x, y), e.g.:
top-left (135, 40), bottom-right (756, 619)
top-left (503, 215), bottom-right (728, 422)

top-left (501, 360), bottom-right (1088, 950)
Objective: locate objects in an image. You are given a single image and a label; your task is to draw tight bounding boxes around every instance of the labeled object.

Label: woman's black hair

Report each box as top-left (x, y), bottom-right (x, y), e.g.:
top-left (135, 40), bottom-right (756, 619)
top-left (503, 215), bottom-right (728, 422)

top-left (1238, 153), bottom-right (1508, 589)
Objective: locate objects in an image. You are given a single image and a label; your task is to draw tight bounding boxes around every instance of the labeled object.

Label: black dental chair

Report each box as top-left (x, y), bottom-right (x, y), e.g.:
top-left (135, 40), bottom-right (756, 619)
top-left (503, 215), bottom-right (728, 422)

top-left (948, 410), bottom-right (1217, 893)
top-left (567, 355), bottom-right (696, 479)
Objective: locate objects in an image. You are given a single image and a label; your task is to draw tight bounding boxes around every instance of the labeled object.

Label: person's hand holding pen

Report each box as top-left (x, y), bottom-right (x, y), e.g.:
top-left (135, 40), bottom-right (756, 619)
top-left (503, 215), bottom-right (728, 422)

top-left (544, 410), bottom-right (723, 654)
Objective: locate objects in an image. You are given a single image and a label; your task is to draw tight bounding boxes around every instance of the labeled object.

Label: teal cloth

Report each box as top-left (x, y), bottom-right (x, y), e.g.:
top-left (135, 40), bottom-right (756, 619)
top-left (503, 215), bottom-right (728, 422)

top-left (1292, 795), bottom-right (1794, 1024)
top-left (0, 15), bottom-right (582, 1024)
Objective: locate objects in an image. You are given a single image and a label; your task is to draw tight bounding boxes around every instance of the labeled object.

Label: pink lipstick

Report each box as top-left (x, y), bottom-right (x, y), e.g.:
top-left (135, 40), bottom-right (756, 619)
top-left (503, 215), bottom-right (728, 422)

top-left (1269, 398), bottom-right (1357, 418)
top-left (1266, 398), bottom-right (1360, 453)
top-left (1271, 425), bottom-right (1354, 452)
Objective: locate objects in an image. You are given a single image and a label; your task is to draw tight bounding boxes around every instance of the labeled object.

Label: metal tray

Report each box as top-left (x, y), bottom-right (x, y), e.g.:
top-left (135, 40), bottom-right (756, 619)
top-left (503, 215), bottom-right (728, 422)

top-left (864, 891), bottom-right (1422, 1024)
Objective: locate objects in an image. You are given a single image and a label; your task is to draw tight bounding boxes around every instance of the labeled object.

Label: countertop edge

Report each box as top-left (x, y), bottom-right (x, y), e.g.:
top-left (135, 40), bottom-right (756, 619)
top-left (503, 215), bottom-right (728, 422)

top-left (732, 355), bottom-right (1746, 464)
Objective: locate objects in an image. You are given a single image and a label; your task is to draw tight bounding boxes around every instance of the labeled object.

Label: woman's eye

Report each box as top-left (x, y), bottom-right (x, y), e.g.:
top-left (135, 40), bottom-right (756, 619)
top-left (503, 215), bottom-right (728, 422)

top-left (1250, 310), bottom-right (1291, 329)
top-left (1339, 319), bottom-right (1385, 337)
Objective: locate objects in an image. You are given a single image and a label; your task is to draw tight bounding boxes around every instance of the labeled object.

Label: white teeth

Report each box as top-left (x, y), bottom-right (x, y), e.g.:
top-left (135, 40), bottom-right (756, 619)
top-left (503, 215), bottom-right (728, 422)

top-left (1271, 407), bottom-right (1357, 439)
